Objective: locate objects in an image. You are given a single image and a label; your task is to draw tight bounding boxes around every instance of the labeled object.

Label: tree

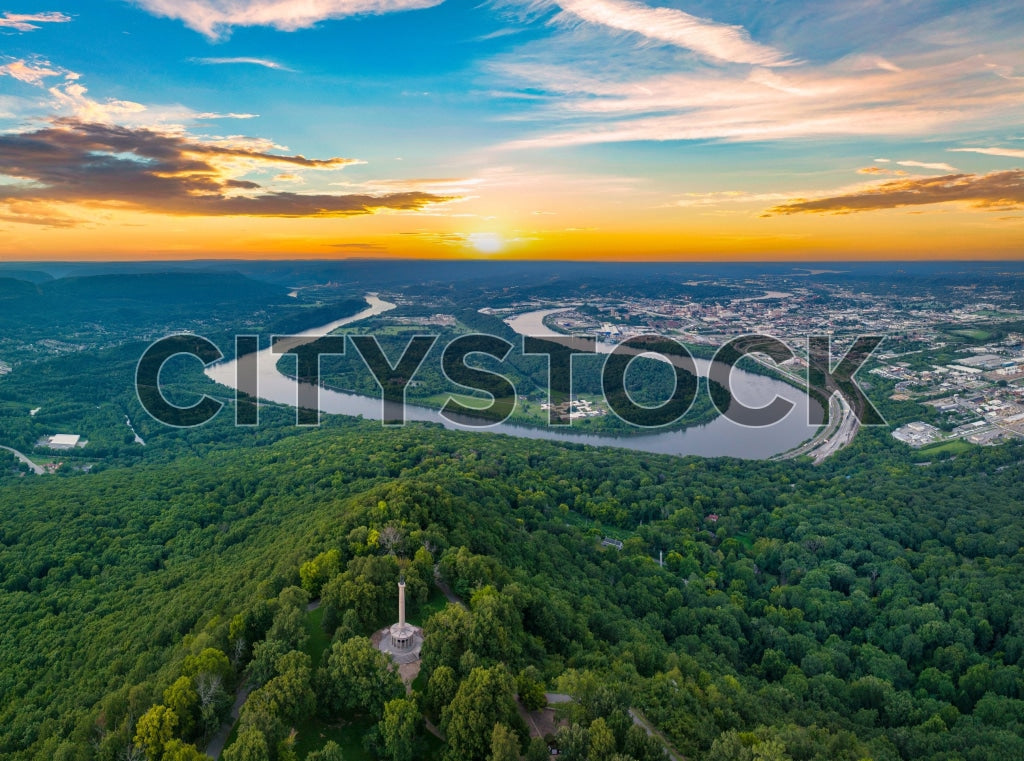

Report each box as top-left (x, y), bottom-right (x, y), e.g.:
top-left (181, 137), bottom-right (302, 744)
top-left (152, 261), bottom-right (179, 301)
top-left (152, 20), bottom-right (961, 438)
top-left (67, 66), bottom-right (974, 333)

top-left (525, 738), bottom-right (549, 761)
top-left (183, 648), bottom-right (233, 684)
top-left (588, 718), bottom-right (616, 761)
top-left (554, 724), bottom-right (588, 761)
top-left (489, 722), bottom-right (520, 761)
top-left (516, 667), bottom-right (547, 712)
top-left (421, 604), bottom-right (472, 675)
top-left (378, 525), bottom-right (404, 555)
top-left (134, 705), bottom-right (178, 761)
top-left (379, 697), bottom-right (420, 761)
top-left (300, 549), bottom-right (342, 597)
top-left (322, 636), bottom-right (403, 719)
top-left (705, 730), bottom-right (791, 761)
top-left (307, 741), bottom-right (346, 761)
top-left (162, 739), bottom-right (210, 761)
top-left (442, 665), bottom-right (519, 761)
top-left (222, 727), bottom-right (270, 761)
top-left (163, 676), bottom-right (199, 739)
top-left (322, 555), bottom-right (400, 628)
top-left (468, 586), bottom-right (522, 665)
top-left (196, 672), bottom-right (229, 736)
top-left (272, 650), bottom-right (317, 723)
top-left (250, 638), bottom-right (289, 686)
top-left (239, 651), bottom-right (315, 749)
top-left (426, 665), bottom-right (458, 716)
top-left (266, 587), bottom-right (310, 652)
top-left (554, 670), bottom-right (626, 725)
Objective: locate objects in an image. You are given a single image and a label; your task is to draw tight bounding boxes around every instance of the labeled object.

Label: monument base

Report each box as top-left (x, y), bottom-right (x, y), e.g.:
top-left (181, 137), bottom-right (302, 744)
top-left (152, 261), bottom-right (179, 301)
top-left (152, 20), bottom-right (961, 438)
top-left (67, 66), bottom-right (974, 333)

top-left (377, 625), bottom-right (423, 665)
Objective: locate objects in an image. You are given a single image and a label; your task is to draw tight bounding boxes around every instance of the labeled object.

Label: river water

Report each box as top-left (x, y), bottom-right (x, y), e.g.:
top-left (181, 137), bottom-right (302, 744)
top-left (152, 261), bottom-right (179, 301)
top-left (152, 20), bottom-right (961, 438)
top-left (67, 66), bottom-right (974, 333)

top-left (206, 297), bottom-right (821, 459)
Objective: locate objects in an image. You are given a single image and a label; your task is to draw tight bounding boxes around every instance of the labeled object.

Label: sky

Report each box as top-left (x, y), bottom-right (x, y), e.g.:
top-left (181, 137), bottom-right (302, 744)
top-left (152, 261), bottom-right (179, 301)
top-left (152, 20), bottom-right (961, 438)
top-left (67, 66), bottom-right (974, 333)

top-left (0, 0), bottom-right (1022, 260)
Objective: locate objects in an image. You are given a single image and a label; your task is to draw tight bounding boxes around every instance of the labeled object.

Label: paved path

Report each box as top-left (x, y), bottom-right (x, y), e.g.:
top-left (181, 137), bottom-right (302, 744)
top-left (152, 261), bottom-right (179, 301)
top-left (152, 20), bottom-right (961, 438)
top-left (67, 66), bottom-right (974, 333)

top-left (629, 708), bottom-right (686, 761)
top-left (433, 568), bottom-right (466, 608)
top-left (204, 676), bottom-right (252, 759)
top-left (424, 717), bottom-right (444, 741)
top-left (0, 445), bottom-right (43, 475)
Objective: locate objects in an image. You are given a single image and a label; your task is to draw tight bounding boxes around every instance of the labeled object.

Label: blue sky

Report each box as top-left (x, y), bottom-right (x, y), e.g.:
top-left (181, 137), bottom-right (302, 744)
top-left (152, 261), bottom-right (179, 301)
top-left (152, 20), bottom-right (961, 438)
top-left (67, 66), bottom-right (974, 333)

top-left (0, 0), bottom-right (1022, 258)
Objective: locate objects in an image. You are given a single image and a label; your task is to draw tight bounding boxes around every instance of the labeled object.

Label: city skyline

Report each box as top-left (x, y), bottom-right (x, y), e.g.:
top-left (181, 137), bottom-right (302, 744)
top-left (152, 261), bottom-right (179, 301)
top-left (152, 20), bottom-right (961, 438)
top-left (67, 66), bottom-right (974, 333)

top-left (1, 0), bottom-right (1023, 260)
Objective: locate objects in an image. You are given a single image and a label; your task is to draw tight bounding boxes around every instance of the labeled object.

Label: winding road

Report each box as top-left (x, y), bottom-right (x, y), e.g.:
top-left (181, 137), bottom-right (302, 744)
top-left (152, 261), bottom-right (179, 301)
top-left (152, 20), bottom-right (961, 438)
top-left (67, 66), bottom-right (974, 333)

top-left (0, 445), bottom-right (44, 475)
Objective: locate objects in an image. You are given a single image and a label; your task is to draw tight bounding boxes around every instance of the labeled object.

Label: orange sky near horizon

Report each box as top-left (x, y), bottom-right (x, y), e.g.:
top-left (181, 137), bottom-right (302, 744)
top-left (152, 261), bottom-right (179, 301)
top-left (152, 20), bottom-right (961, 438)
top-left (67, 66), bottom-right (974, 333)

top-left (2, 200), bottom-right (1021, 261)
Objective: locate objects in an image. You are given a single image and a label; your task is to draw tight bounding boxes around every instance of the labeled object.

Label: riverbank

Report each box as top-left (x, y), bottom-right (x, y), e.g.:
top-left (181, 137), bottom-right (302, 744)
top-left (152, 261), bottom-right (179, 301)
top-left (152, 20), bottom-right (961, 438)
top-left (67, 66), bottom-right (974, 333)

top-left (207, 296), bottom-right (825, 460)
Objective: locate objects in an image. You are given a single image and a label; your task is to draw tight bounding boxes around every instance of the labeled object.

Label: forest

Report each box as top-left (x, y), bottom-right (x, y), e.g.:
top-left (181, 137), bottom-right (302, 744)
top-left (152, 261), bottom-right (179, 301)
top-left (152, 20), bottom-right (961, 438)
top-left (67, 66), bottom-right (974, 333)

top-left (1, 263), bottom-right (1023, 761)
top-left (1, 414), bottom-right (1022, 761)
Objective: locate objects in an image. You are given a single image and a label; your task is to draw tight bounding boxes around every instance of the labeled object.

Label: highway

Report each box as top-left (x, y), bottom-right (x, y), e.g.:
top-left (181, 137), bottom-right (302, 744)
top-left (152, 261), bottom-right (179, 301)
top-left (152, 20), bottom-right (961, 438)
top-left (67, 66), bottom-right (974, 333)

top-left (774, 393), bottom-right (859, 464)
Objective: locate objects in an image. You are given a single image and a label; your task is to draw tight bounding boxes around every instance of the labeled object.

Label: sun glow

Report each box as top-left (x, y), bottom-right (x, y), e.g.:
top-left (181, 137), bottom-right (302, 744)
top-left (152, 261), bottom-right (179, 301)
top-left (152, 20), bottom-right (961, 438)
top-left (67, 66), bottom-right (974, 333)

top-left (468, 232), bottom-right (504, 255)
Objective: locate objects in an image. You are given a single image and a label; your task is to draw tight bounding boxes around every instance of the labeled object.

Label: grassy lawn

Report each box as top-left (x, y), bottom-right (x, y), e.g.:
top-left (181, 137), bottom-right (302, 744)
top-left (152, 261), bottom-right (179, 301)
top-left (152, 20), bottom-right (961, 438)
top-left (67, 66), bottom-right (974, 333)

top-left (917, 439), bottom-right (974, 457)
top-left (410, 585), bottom-right (449, 627)
top-left (411, 670), bottom-right (429, 695)
top-left (304, 606), bottom-right (332, 669)
top-left (950, 329), bottom-right (992, 341)
top-left (416, 391), bottom-right (496, 410)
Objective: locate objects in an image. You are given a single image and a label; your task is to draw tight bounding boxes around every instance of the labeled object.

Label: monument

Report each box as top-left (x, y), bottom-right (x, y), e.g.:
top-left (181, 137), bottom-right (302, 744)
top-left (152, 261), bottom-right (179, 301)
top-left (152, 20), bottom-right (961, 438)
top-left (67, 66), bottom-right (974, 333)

top-left (377, 578), bottom-right (422, 664)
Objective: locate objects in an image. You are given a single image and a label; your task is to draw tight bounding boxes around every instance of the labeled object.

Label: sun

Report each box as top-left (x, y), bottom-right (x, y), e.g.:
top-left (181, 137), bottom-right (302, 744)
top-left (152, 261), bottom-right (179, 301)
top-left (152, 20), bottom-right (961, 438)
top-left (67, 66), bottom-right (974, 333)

top-left (468, 232), bottom-right (504, 255)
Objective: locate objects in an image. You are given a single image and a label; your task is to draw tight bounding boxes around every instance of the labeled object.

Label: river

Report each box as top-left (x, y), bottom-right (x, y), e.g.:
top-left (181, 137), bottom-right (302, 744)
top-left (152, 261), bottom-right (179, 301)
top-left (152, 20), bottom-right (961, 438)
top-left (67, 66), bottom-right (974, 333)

top-left (205, 297), bottom-right (821, 459)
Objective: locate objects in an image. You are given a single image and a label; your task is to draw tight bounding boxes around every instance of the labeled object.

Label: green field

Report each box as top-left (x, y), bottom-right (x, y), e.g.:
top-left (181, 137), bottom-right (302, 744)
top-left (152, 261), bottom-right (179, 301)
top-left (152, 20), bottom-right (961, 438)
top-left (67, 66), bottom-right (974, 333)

top-left (951, 328), bottom-right (993, 340)
top-left (304, 606), bottom-right (332, 670)
top-left (917, 438), bottom-right (975, 456)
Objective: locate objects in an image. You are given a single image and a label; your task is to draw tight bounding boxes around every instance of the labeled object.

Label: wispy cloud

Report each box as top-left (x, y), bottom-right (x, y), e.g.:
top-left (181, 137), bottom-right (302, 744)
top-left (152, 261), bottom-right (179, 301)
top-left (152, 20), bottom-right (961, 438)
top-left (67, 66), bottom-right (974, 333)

top-left (858, 166), bottom-right (906, 176)
top-left (0, 11), bottom-right (71, 32)
top-left (193, 56), bottom-right (295, 72)
top-left (132, 0), bottom-right (443, 40)
top-left (0, 120), bottom-right (454, 225)
top-left (332, 177), bottom-right (485, 194)
top-left (550, 0), bottom-right (790, 66)
top-left (950, 146), bottom-right (1024, 160)
top-left (475, 27), bottom-right (525, 42)
top-left (764, 171), bottom-right (1024, 215)
top-left (495, 52), bottom-right (1024, 148)
top-left (43, 77), bottom-right (257, 127)
top-left (896, 160), bottom-right (958, 172)
top-left (0, 59), bottom-right (63, 86)
top-left (0, 55), bottom-right (259, 128)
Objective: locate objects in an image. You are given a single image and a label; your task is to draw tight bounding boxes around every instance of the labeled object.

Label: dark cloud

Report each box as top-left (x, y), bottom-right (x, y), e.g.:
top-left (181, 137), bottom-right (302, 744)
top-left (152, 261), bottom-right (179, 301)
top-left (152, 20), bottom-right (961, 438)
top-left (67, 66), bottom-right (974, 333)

top-left (0, 120), bottom-right (453, 222)
top-left (765, 170), bottom-right (1024, 215)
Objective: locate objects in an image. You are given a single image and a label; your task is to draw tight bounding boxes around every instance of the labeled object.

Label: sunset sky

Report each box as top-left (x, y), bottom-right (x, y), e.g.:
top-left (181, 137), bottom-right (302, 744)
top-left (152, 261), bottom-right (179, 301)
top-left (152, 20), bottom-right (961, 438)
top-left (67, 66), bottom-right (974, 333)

top-left (0, 0), bottom-right (1023, 260)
